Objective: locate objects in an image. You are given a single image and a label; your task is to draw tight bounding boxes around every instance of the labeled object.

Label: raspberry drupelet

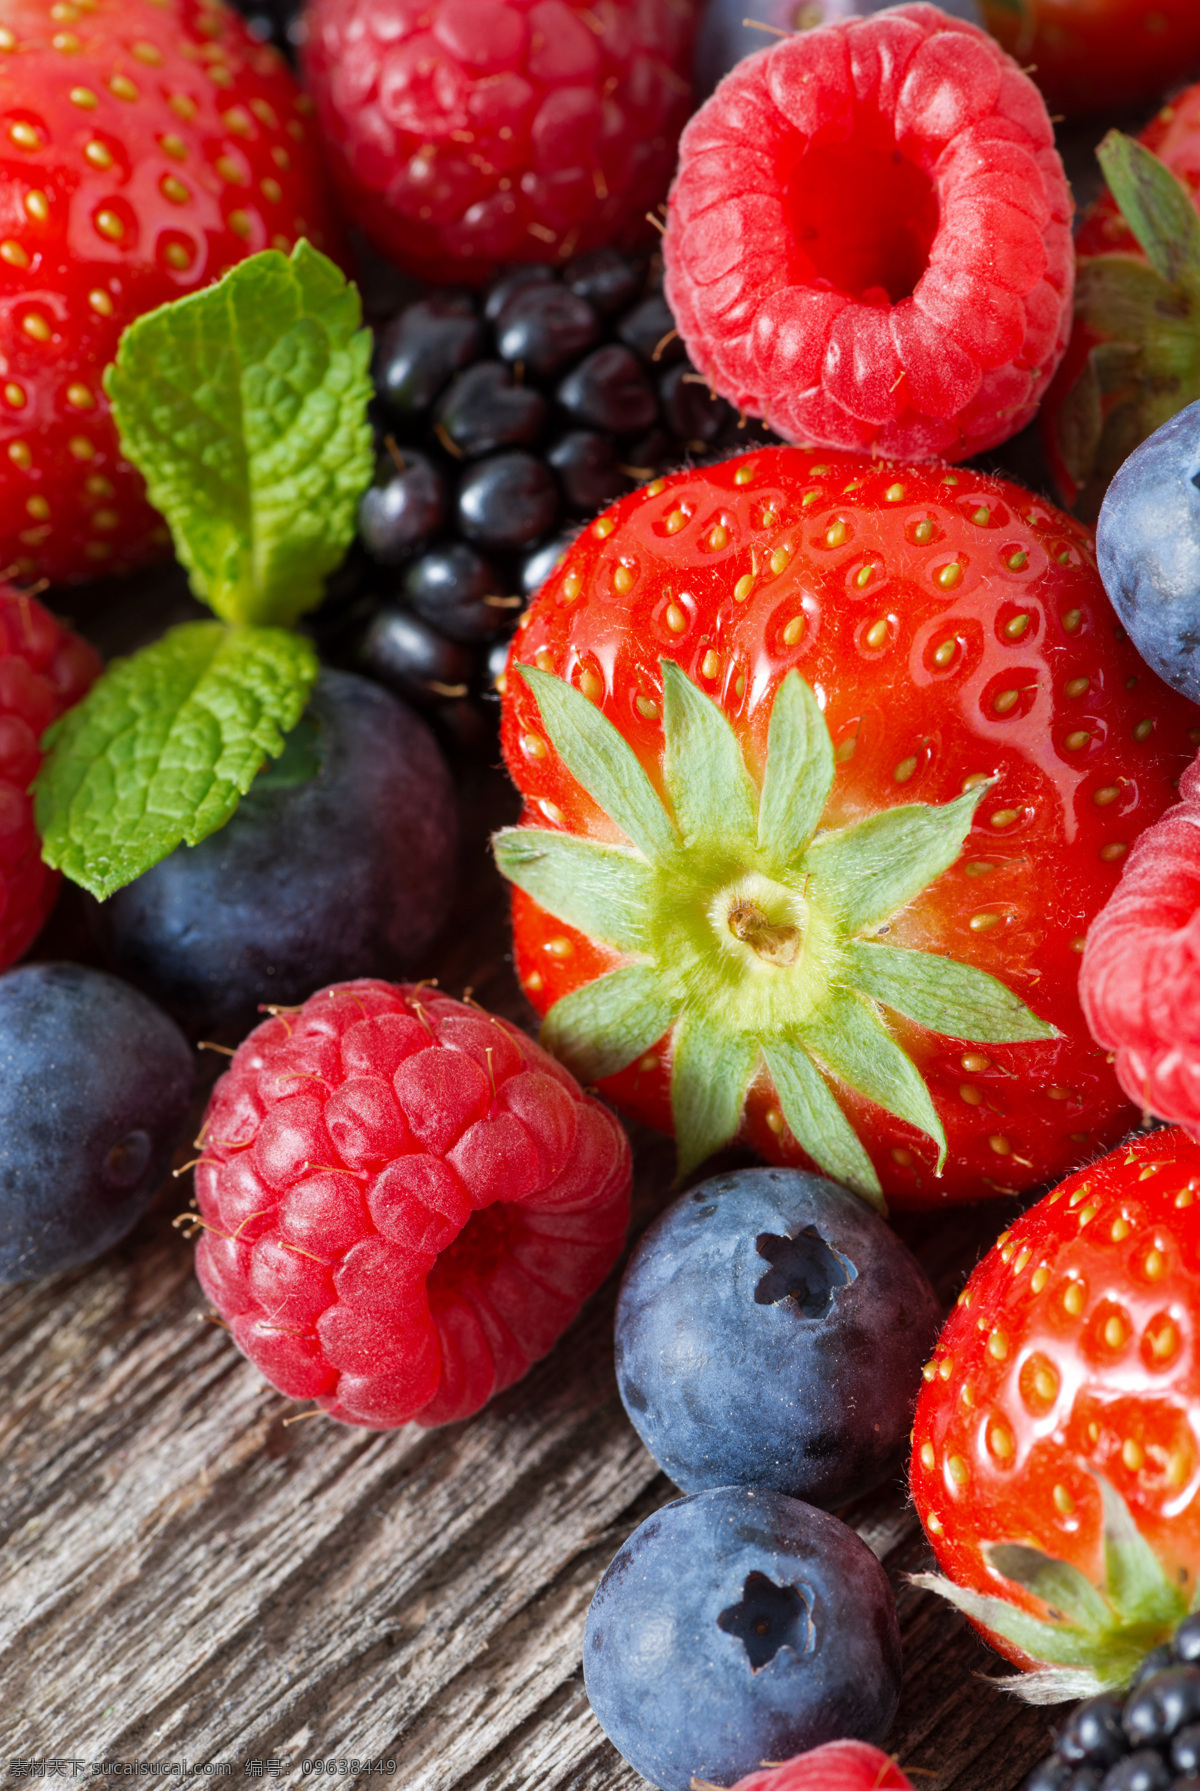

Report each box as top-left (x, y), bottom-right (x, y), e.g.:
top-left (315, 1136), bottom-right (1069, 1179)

top-left (193, 980), bottom-right (632, 1428)
top-left (663, 3), bottom-right (1074, 462)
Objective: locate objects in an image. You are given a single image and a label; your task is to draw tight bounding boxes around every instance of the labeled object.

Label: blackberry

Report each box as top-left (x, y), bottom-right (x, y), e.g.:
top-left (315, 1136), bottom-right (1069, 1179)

top-left (1027, 1622), bottom-right (1200, 1791)
top-left (334, 250), bottom-right (778, 749)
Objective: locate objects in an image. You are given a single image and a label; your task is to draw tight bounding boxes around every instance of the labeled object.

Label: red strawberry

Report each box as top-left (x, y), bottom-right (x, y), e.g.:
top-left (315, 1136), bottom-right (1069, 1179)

top-left (301, 0), bottom-right (697, 287)
top-left (494, 445), bottom-right (1197, 1210)
top-left (0, 579), bottom-right (100, 966)
top-left (191, 978), bottom-right (631, 1430)
top-left (1041, 89), bottom-right (1200, 521)
top-left (909, 1125), bottom-right (1200, 1697)
top-left (980, 0), bottom-right (1200, 121)
top-left (662, 5), bottom-right (1074, 464)
top-left (0, 0), bottom-right (338, 586)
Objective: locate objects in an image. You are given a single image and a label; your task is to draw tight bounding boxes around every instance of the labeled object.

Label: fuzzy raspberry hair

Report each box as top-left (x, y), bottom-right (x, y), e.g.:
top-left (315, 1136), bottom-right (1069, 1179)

top-left (663, 3), bottom-right (1073, 462)
top-left (1080, 753), bottom-right (1200, 1135)
top-left (193, 980), bottom-right (632, 1429)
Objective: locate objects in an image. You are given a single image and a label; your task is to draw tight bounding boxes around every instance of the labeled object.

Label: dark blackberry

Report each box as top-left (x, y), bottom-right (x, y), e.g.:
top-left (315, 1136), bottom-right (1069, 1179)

top-left (335, 249), bottom-right (779, 753)
top-left (1028, 1638), bottom-right (1200, 1791)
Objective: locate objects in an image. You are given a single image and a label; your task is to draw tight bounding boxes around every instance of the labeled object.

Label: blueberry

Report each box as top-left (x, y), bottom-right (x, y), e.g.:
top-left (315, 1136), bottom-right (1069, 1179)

top-left (1102, 1754), bottom-right (1173, 1791)
top-left (91, 671), bottom-right (457, 1037)
top-left (355, 605), bottom-right (478, 706)
top-left (557, 345), bottom-right (659, 435)
top-left (614, 1166), bottom-right (941, 1505)
top-left (563, 249), bottom-right (642, 318)
top-left (1096, 400), bottom-right (1200, 701)
top-left (374, 294), bottom-right (481, 421)
top-left (583, 1484), bottom-right (901, 1791)
top-left (433, 362), bottom-right (548, 458)
top-left (456, 450), bottom-right (560, 548)
top-left (494, 282), bottom-right (600, 376)
top-left (547, 429), bottom-right (632, 514)
top-left (1062, 1696), bottom-right (1131, 1767)
top-left (404, 544), bottom-right (518, 644)
top-left (0, 964), bottom-right (193, 1281)
top-left (617, 292), bottom-right (685, 367)
top-left (1126, 1672), bottom-right (1200, 1748)
top-left (358, 448), bottom-right (447, 564)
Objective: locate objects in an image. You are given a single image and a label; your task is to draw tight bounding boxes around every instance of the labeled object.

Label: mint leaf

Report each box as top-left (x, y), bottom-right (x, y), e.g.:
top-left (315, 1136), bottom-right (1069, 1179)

top-left (1097, 132), bottom-right (1200, 291)
top-left (105, 241), bottom-right (373, 628)
top-left (36, 621), bottom-right (318, 899)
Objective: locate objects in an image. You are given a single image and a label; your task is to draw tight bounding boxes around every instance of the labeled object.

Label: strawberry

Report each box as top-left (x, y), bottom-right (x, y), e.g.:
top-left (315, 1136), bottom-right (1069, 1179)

top-left (909, 1125), bottom-right (1200, 1699)
top-left (980, 0), bottom-right (1200, 121)
top-left (0, 0), bottom-right (337, 586)
top-left (1041, 94), bottom-right (1200, 521)
top-left (494, 445), bottom-right (1198, 1210)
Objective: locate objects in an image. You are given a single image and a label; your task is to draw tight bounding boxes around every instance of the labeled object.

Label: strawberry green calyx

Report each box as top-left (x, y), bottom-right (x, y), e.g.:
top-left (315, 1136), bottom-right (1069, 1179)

top-left (1053, 133), bottom-right (1200, 516)
top-left (911, 1479), bottom-right (1192, 1704)
top-left (35, 242), bottom-right (374, 901)
top-left (493, 663), bottom-right (1056, 1203)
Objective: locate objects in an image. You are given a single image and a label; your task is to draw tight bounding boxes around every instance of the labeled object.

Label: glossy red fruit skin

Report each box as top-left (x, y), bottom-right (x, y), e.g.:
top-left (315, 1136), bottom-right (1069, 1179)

top-left (0, 0), bottom-right (338, 587)
top-left (193, 979), bottom-right (632, 1430)
top-left (0, 582), bottom-right (100, 967)
top-left (663, 5), bottom-right (1073, 463)
top-left (301, 0), bottom-right (697, 286)
top-left (1041, 88), bottom-right (1200, 518)
top-left (910, 1126), bottom-right (1200, 1671)
top-left (731, 1744), bottom-right (913, 1791)
top-left (981, 0), bottom-right (1200, 121)
top-left (500, 445), bottom-right (1198, 1209)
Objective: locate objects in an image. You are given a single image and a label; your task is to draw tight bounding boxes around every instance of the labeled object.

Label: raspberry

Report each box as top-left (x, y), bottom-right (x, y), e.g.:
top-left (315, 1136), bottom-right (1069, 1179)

top-left (193, 979), bottom-right (632, 1428)
top-left (662, 4), bottom-right (1074, 462)
top-left (729, 1744), bottom-right (913, 1791)
top-left (0, 583), bottom-right (100, 970)
top-left (300, 0), bottom-right (698, 286)
top-left (1080, 753), bottom-right (1200, 1138)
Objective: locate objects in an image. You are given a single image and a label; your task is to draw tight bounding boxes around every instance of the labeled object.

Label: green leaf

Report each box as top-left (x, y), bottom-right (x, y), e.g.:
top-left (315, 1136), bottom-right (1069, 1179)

top-left (1074, 255), bottom-right (1184, 344)
top-left (105, 241), bottom-right (374, 628)
top-left (1099, 1477), bottom-right (1185, 1628)
top-left (670, 1016), bottom-right (759, 1180)
top-left (907, 1573), bottom-right (1107, 1672)
top-left (493, 826), bottom-right (653, 954)
top-left (806, 989), bottom-right (947, 1170)
top-left (36, 620), bottom-right (317, 899)
top-left (804, 783), bottom-right (988, 937)
top-left (986, 1545), bottom-right (1114, 1634)
top-left (757, 673), bottom-right (835, 872)
top-left (540, 966), bottom-right (673, 1084)
top-left (659, 659), bottom-right (757, 851)
top-left (761, 1040), bottom-right (884, 1210)
top-left (1097, 132), bottom-right (1200, 290)
top-left (517, 666), bottom-right (677, 863)
top-left (848, 942), bottom-right (1057, 1045)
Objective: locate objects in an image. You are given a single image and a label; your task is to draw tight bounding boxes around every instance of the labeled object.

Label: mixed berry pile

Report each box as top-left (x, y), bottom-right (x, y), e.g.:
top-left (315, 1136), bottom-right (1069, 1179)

top-left (7, 0), bottom-right (1200, 1788)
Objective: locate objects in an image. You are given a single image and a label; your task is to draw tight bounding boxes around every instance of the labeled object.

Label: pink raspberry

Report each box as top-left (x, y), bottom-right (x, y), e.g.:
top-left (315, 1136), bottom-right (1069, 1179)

top-left (662, 3), bottom-right (1074, 462)
top-left (0, 582), bottom-right (100, 970)
top-left (729, 1743), bottom-right (913, 1791)
top-left (1080, 753), bottom-right (1200, 1137)
top-left (192, 979), bottom-right (632, 1429)
top-left (301, 0), bottom-right (698, 286)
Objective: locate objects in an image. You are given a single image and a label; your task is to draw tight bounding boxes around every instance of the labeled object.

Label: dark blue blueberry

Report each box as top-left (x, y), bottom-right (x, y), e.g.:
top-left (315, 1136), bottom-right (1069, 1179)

top-left (1096, 400), bottom-right (1200, 702)
top-left (693, 0), bottom-right (982, 99)
top-left (358, 448), bottom-right (447, 565)
top-left (456, 450), bottom-right (559, 549)
top-left (404, 544), bottom-right (518, 644)
top-left (0, 964), bottom-right (192, 1281)
top-left (1102, 1752), bottom-right (1173, 1791)
top-left (1126, 1672), bottom-right (1200, 1748)
top-left (355, 605), bottom-right (478, 707)
top-left (1178, 1616), bottom-right (1200, 1663)
top-left (374, 294), bottom-right (481, 421)
top-left (563, 249), bottom-right (642, 318)
top-left (547, 429), bottom-right (632, 514)
top-left (1061, 1695), bottom-right (1131, 1768)
top-left (614, 1166), bottom-right (940, 1506)
top-left (494, 282), bottom-right (600, 376)
top-left (557, 345), bottom-right (659, 435)
top-left (91, 671), bottom-right (457, 1037)
top-left (583, 1485), bottom-right (901, 1791)
top-left (1174, 1726), bottom-right (1200, 1776)
top-left (433, 362), bottom-right (548, 459)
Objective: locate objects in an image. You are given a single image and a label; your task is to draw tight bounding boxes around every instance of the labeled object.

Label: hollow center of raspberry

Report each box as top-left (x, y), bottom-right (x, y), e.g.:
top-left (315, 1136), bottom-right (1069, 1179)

top-left (428, 1197), bottom-right (518, 1296)
top-left (785, 141), bottom-right (939, 304)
